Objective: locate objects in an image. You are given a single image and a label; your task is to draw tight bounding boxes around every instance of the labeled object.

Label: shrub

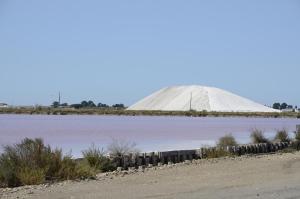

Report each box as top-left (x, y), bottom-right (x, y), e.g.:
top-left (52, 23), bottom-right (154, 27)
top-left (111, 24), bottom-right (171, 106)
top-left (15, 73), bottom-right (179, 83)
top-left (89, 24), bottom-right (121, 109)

top-left (0, 138), bottom-right (52, 187)
top-left (274, 129), bottom-right (290, 142)
top-left (18, 167), bottom-right (45, 185)
top-left (295, 128), bottom-right (300, 141)
top-left (0, 154), bottom-right (19, 187)
top-left (82, 144), bottom-right (115, 172)
top-left (82, 144), bottom-right (104, 168)
top-left (56, 156), bottom-right (78, 180)
top-left (217, 134), bottom-right (238, 148)
top-left (292, 128), bottom-right (300, 150)
top-left (75, 163), bottom-right (96, 180)
top-left (107, 139), bottom-right (138, 158)
top-left (0, 138), bottom-right (96, 188)
top-left (250, 129), bottom-right (270, 144)
top-left (205, 148), bottom-right (232, 159)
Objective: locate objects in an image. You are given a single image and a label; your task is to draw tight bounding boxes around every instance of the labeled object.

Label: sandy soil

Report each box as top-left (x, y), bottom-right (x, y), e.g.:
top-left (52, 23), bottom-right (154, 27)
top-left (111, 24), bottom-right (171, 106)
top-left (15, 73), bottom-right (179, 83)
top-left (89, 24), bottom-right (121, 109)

top-left (1, 152), bottom-right (300, 199)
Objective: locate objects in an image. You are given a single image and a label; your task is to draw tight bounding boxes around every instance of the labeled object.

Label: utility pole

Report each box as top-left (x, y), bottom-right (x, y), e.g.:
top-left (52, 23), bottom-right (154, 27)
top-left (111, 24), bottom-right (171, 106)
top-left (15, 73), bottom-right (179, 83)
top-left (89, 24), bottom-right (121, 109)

top-left (58, 92), bottom-right (61, 106)
top-left (189, 92), bottom-right (193, 111)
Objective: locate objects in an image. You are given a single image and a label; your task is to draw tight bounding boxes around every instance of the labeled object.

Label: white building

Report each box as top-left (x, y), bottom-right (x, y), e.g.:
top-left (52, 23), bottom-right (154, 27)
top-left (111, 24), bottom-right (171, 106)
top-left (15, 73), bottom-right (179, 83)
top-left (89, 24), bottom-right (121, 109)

top-left (0, 102), bottom-right (8, 108)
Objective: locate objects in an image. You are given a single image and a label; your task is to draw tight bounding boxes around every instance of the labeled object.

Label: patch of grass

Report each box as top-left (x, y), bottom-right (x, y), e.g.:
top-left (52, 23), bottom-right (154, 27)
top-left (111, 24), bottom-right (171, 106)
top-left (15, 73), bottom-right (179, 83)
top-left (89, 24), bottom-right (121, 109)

top-left (295, 129), bottom-right (300, 141)
top-left (1, 107), bottom-right (299, 118)
top-left (292, 129), bottom-right (300, 150)
top-left (274, 129), bottom-right (290, 142)
top-left (250, 129), bottom-right (270, 144)
top-left (82, 144), bottom-right (115, 172)
top-left (217, 134), bottom-right (238, 148)
top-left (205, 148), bottom-right (232, 159)
top-left (18, 167), bottom-right (45, 185)
top-left (280, 147), bottom-right (297, 153)
top-left (107, 139), bottom-right (139, 158)
top-left (0, 138), bottom-right (96, 188)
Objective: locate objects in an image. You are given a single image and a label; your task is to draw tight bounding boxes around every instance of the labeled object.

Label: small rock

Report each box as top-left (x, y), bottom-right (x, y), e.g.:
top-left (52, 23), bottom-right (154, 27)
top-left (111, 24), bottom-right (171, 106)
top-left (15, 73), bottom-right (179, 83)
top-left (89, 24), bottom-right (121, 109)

top-left (184, 160), bottom-right (191, 164)
top-left (138, 166), bottom-right (145, 172)
top-left (117, 167), bottom-right (123, 172)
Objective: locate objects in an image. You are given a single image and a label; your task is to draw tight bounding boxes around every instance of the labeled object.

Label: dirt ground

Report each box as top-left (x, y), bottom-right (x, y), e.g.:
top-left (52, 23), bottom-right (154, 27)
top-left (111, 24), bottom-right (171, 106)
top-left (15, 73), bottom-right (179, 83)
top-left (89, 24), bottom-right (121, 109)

top-left (1, 152), bottom-right (300, 199)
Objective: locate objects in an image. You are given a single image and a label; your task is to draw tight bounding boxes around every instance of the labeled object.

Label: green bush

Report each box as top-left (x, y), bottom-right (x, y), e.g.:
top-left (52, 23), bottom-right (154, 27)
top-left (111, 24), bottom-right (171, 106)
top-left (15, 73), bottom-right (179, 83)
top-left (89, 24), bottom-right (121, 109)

top-left (0, 154), bottom-right (19, 187)
top-left (295, 129), bottom-right (300, 141)
top-left (250, 129), bottom-right (270, 144)
top-left (107, 139), bottom-right (138, 158)
top-left (82, 144), bottom-right (115, 172)
top-left (18, 167), bottom-right (45, 185)
top-left (205, 148), bottom-right (232, 159)
top-left (217, 134), bottom-right (238, 147)
top-left (292, 129), bottom-right (300, 150)
top-left (75, 163), bottom-right (96, 180)
top-left (274, 129), bottom-right (290, 142)
top-left (82, 144), bottom-right (104, 168)
top-left (0, 138), bottom-right (96, 188)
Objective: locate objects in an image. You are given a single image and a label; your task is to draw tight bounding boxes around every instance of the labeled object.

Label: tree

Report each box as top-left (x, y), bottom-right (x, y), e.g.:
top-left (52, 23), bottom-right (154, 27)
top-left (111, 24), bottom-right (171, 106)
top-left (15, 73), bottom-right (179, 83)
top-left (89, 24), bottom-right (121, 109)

top-left (112, 104), bottom-right (125, 108)
top-left (52, 101), bottom-right (59, 108)
top-left (70, 104), bottom-right (82, 109)
top-left (97, 103), bottom-right (109, 108)
top-left (273, 103), bottom-right (281, 110)
top-left (81, 101), bottom-right (88, 107)
top-left (60, 103), bottom-right (68, 107)
top-left (280, 103), bottom-right (288, 110)
top-left (87, 100), bottom-right (96, 107)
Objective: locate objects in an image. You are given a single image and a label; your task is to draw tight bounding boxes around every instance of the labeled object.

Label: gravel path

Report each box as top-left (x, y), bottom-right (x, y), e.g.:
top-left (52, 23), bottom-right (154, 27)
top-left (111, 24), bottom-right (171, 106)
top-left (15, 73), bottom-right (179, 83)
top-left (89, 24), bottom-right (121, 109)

top-left (1, 152), bottom-right (300, 199)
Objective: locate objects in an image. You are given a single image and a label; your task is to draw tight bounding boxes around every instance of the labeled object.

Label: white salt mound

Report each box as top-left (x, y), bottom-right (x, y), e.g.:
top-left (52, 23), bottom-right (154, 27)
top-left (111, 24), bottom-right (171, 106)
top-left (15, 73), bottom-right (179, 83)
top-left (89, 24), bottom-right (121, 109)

top-left (127, 85), bottom-right (279, 112)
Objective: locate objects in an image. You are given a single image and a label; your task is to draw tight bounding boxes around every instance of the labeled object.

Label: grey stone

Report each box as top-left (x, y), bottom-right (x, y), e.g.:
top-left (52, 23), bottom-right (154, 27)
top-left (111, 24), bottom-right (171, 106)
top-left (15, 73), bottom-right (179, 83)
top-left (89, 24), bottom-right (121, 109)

top-left (117, 167), bottom-right (122, 172)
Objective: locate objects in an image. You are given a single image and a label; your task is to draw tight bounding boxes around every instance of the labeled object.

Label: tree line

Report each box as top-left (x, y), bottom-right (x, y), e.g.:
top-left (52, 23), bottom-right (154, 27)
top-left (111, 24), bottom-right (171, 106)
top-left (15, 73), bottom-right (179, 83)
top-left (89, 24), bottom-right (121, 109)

top-left (52, 100), bottom-right (125, 109)
top-left (272, 102), bottom-right (297, 110)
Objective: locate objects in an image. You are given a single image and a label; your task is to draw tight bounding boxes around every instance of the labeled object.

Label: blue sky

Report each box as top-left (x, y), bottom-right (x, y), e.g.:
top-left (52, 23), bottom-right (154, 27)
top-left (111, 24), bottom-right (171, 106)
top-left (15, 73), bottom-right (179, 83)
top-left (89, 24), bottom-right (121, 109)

top-left (1, 0), bottom-right (299, 106)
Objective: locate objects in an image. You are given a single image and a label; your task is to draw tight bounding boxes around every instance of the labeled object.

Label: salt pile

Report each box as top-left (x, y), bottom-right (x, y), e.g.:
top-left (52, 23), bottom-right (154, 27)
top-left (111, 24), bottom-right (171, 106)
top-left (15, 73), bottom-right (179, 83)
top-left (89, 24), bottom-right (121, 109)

top-left (127, 85), bottom-right (279, 112)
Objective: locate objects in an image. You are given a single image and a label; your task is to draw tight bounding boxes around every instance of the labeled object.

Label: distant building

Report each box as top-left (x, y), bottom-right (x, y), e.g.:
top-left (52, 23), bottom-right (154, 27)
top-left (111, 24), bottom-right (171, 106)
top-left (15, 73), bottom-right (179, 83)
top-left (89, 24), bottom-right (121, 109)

top-left (281, 108), bottom-right (297, 113)
top-left (0, 103), bottom-right (8, 108)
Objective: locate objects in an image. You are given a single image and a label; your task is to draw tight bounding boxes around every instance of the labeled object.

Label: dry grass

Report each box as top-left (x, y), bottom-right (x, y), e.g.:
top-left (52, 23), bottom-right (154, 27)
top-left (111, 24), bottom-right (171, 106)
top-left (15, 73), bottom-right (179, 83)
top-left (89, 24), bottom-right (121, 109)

top-left (0, 138), bottom-right (95, 188)
top-left (217, 134), bottom-right (238, 148)
top-left (250, 129), bottom-right (270, 144)
top-left (274, 129), bottom-right (290, 142)
top-left (0, 107), bottom-right (299, 118)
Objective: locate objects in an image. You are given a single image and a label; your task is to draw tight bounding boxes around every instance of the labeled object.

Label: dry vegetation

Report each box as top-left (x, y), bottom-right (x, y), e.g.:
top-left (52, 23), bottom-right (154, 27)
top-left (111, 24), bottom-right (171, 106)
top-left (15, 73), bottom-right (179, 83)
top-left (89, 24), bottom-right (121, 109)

top-left (217, 134), bottom-right (238, 147)
top-left (1, 107), bottom-right (300, 118)
top-left (0, 139), bottom-right (121, 188)
top-left (250, 128), bottom-right (270, 144)
top-left (1, 128), bottom-right (300, 188)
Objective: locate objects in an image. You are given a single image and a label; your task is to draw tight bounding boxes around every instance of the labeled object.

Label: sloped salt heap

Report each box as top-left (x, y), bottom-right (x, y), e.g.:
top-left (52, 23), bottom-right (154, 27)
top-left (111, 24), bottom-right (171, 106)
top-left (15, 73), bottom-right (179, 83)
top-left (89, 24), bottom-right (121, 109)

top-left (127, 85), bottom-right (279, 112)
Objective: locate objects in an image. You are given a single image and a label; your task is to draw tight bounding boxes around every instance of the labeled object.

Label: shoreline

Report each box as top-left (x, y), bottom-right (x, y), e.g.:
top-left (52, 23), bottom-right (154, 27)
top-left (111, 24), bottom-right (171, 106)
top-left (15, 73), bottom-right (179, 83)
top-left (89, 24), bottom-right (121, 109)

top-left (1, 151), bottom-right (300, 199)
top-left (1, 107), bottom-right (300, 118)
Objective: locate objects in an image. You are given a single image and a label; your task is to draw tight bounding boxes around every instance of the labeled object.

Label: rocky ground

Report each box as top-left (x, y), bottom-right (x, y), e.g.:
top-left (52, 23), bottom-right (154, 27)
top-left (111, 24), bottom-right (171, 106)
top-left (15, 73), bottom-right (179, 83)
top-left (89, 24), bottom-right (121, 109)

top-left (1, 152), bottom-right (300, 199)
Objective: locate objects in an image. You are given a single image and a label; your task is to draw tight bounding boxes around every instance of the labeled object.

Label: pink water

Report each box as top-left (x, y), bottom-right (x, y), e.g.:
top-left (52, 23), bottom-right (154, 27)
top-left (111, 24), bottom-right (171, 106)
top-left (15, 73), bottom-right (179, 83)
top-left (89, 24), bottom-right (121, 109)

top-left (0, 114), bottom-right (299, 157)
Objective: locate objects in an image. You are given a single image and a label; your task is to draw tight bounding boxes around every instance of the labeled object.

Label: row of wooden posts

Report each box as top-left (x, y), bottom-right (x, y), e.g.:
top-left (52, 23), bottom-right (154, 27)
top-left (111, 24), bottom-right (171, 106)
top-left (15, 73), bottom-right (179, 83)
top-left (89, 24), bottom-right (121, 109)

top-left (116, 142), bottom-right (291, 169)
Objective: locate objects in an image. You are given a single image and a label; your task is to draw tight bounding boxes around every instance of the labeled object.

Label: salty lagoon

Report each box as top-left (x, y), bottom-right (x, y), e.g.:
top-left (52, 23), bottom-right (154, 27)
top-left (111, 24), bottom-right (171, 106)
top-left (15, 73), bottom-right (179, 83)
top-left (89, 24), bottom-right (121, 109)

top-left (0, 114), bottom-right (299, 157)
